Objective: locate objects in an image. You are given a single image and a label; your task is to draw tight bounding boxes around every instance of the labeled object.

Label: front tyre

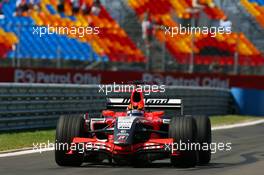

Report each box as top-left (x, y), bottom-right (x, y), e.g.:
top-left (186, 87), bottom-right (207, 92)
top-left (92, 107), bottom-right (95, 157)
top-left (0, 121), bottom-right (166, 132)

top-left (193, 116), bottom-right (212, 165)
top-left (169, 116), bottom-right (197, 167)
top-left (55, 115), bottom-right (85, 166)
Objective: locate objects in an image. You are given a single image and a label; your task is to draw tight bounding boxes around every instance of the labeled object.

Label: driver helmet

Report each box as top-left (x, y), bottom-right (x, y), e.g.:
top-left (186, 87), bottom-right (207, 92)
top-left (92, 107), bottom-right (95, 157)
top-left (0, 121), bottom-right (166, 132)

top-left (127, 103), bottom-right (144, 117)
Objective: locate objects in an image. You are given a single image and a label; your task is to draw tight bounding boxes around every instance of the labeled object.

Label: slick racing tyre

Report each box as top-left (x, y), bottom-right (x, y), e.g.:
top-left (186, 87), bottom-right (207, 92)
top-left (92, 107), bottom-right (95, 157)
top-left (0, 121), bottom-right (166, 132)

top-left (169, 116), bottom-right (197, 167)
top-left (55, 115), bottom-right (85, 166)
top-left (193, 116), bottom-right (212, 165)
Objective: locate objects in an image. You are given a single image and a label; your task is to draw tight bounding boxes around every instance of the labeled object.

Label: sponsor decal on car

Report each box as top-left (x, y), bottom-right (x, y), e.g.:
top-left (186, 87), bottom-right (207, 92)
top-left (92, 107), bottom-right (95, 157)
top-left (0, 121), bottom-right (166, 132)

top-left (117, 117), bottom-right (136, 129)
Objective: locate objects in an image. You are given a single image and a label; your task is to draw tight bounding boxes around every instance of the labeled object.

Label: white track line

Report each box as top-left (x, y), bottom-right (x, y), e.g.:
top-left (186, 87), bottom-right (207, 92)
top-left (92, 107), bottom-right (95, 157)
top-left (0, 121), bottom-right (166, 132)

top-left (212, 119), bottom-right (264, 130)
top-left (1, 119), bottom-right (264, 158)
top-left (0, 147), bottom-right (53, 158)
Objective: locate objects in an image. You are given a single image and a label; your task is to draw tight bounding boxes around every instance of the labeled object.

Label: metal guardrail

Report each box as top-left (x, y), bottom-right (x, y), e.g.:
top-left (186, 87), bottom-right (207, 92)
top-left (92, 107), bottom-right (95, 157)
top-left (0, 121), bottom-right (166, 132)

top-left (0, 83), bottom-right (232, 132)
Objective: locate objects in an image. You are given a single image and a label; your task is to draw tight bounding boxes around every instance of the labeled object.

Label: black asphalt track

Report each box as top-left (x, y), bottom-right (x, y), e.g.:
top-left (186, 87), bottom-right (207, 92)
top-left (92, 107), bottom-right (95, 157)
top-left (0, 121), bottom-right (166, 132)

top-left (0, 124), bottom-right (263, 175)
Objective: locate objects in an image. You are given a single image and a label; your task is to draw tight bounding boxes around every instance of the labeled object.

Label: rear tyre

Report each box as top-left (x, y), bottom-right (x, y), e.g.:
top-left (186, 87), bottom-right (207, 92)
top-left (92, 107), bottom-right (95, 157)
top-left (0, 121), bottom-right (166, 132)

top-left (193, 116), bottom-right (211, 165)
top-left (55, 115), bottom-right (85, 166)
top-left (169, 116), bottom-right (197, 167)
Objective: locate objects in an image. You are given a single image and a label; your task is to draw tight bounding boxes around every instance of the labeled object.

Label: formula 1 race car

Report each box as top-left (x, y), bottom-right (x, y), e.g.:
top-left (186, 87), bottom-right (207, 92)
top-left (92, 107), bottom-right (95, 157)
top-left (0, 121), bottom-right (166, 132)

top-left (55, 89), bottom-right (212, 167)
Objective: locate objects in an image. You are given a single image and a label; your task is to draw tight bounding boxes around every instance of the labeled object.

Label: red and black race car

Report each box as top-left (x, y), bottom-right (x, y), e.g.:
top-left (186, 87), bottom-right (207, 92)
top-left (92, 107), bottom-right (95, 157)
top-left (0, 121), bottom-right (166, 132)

top-left (55, 89), bottom-right (211, 167)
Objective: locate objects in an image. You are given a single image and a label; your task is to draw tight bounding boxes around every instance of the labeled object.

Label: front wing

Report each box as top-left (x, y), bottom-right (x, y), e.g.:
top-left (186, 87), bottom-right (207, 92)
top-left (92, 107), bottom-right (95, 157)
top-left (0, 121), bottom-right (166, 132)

top-left (69, 138), bottom-right (178, 156)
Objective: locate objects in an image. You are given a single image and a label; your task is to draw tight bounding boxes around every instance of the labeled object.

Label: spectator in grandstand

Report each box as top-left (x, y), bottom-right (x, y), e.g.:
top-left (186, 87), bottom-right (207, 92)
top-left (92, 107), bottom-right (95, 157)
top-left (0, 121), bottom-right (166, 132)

top-left (142, 12), bottom-right (154, 47)
top-left (80, 0), bottom-right (91, 15)
top-left (91, 0), bottom-right (101, 16)
top-left (81, 2), bottom-right (91, 15)
top-left (184, 0), bottom-right (204, 27)
top-left (192, 0), bottom-right (205, 9)
top-left (184, 0), bottom-right (216, 27)
top-left (29, 0), bottom-right (41, 12)
top-left (15, 0), bottom-right (29, 16)
top-left (71, 0), bottom-right (80, 15)
top-left (57, 0), bottom-right (65, 13)
top-left (219, 16), bottom-right (232, 33)
top-left (0, 0), bottom-right (4, 19)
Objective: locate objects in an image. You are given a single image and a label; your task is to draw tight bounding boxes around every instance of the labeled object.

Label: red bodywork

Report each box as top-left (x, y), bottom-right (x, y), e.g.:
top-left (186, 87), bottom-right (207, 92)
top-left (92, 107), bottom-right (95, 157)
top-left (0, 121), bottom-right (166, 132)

top-left (69, 90), bottom-right (178, 158)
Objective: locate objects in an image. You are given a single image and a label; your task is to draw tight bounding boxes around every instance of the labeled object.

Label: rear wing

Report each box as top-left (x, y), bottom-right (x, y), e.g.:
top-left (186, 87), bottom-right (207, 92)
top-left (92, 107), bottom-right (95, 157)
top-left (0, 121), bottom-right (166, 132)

top-left (106, 98), bottom-right (183, 115)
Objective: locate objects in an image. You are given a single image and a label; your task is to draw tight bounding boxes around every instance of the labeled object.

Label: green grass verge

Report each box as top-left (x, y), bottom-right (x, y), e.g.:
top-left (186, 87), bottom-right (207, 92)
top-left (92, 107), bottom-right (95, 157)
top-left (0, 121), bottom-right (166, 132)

top-left (0, 130), bottom-right (55, 152)
top-left (210, 115), bottom-right (262, 126)
top-left (0, 115), bottom-right (262, 152)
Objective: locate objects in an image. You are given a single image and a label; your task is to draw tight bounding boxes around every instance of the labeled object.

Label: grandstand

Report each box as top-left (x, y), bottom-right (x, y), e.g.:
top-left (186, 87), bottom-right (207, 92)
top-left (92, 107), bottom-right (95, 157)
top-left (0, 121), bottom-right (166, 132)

top-left (0, 0), bottom-right (145, 67)
top-left (0, 0), bottom-right (263, 74)
top-left (128, 0), bottom-right (263, 67)
top-left (0, 27), bottom-right (18, 58)
top-left (1, 0), bottom-right (103, 63)
top-left (241, 0), bottom-right (264, 28)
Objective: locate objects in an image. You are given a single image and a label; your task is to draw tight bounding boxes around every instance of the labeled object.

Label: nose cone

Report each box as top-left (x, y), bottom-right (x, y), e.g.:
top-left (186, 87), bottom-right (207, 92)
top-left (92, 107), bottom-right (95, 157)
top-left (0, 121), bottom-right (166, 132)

top-left (114, 117), bottom-right (139, 145)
